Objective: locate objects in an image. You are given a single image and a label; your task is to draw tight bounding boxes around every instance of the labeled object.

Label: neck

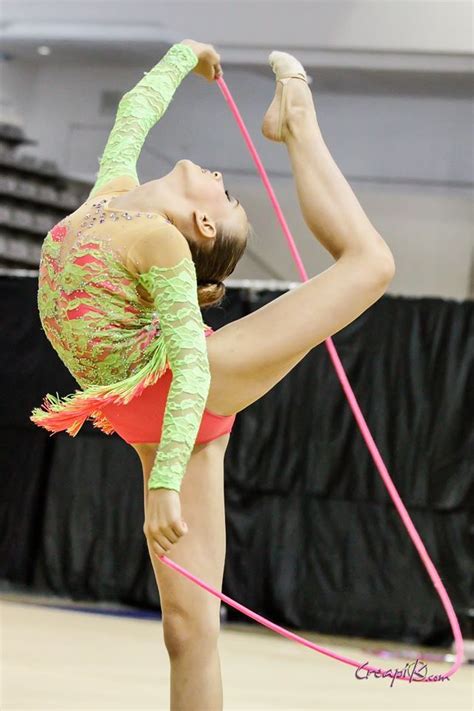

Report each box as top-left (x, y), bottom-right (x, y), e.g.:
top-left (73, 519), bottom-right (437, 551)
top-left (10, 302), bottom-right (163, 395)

top-left (127, 178), bottom-right (194, 236)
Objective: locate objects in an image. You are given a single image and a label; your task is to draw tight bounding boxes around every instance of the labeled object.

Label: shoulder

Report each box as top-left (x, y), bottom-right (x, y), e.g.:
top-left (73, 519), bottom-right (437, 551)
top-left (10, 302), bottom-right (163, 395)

top-left (125, 221), bottom-right (192, 275)
top-left (89, 175), bottom-right (139, 199)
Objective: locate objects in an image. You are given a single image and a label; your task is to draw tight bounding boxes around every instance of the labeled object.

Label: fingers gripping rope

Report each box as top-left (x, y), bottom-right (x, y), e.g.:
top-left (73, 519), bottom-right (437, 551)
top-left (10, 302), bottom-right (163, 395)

top-left (158, 75), bottom-right (464, 681)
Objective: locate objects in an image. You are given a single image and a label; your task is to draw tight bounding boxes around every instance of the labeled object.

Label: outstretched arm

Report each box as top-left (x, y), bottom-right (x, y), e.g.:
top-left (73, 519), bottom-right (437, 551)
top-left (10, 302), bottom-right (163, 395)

top-left (127, 224), bottom-right (211, 492)
top-left (88, 43), bottom-right (198, 199)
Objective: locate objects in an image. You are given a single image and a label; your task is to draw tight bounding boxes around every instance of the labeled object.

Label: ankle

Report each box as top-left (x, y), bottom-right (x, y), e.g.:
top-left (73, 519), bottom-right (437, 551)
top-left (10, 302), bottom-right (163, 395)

top-left (286, 104), bottom-right (319, 142)
top-left (284, 83), bottom-right (317, 132)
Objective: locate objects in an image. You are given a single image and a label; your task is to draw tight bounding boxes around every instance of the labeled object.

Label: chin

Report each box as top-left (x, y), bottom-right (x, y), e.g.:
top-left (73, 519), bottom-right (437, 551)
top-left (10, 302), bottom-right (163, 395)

top-left (175, 159), bottom-right (196, 169)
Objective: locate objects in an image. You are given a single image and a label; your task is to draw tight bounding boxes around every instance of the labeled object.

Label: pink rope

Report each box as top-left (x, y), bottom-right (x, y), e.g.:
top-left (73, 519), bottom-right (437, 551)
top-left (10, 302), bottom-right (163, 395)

top-left (159, 75), bottom-right (464, 681)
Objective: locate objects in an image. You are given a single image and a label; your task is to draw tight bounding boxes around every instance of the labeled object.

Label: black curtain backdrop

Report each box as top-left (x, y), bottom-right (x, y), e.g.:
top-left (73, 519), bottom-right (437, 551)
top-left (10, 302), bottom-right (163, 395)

top-left (1, 275), bottom-right (473, 646)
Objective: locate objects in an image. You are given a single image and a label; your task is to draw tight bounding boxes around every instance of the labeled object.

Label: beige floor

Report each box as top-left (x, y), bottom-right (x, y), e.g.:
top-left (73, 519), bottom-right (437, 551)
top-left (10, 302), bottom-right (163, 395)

top-left (1, 598), bottom-right (472, 711)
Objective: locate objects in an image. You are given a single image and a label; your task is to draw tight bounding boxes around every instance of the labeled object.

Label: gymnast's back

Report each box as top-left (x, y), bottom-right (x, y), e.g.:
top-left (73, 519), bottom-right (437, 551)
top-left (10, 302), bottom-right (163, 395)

top-left (37, 177), bottom-right (182, 388)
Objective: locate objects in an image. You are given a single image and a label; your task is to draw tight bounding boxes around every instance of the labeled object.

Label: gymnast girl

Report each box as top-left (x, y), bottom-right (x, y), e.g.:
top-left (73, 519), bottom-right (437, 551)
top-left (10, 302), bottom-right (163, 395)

top-left (31, 38), bottom-right (395, 709)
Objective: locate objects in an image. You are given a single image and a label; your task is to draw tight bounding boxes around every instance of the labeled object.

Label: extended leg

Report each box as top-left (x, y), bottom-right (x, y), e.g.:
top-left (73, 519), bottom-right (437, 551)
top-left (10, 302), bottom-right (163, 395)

top-left (205, 79), bottom-right (395, 416)
top-left (283, 80), bottom-right (389, 258)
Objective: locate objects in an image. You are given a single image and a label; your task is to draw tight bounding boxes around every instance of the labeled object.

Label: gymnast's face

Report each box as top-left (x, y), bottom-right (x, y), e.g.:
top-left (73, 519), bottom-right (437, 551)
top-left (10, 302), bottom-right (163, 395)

top-left (171, 159), bottom-right (248, 245)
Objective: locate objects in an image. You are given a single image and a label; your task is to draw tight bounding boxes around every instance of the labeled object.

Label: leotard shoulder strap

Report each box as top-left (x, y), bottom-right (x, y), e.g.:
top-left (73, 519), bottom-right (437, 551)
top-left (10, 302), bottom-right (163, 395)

top-left (88, 42), bottom-right (198, 199)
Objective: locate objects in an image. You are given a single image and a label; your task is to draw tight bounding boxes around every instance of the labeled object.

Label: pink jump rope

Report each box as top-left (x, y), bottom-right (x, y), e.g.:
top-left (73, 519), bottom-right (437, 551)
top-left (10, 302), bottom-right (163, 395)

top-left (159, 74), bottom-right (464, 681)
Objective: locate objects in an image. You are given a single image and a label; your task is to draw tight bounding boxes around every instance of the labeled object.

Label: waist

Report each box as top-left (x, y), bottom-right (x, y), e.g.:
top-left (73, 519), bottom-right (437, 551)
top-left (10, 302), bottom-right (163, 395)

top-left (42, 310), bottom-right (215, 389)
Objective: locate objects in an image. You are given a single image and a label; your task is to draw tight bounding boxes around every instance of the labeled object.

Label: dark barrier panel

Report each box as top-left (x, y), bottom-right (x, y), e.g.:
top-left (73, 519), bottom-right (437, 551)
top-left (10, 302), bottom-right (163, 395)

top-left (1, 275), bottom-right (472, 645)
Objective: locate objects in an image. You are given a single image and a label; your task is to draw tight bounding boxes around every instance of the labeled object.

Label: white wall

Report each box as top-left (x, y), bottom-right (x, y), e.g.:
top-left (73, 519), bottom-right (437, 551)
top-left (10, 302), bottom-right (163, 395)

top-left (0, 60), bottom-right (38, 128)
top-left (227, 176), bottom-right (473, 300)
top-left (2, 1), bottom-right (473, 61)
top-left (3, 57), bottom-right (473, 299)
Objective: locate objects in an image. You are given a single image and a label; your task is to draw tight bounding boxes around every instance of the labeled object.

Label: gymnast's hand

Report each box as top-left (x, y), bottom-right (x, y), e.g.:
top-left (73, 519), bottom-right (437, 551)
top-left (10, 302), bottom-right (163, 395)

top-left (180, 38), bottom-right (223, 81)
top-left (144, 489), bottom-right (189, 559)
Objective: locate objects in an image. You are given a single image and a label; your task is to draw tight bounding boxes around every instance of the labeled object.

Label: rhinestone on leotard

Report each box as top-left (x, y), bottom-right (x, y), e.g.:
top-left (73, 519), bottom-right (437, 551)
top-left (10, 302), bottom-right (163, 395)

top-left (80, 194), bottom-right (167, 231)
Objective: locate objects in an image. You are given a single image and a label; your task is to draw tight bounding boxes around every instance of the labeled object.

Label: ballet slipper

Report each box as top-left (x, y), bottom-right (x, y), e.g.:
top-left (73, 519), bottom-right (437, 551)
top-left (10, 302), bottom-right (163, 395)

top-left (263, 50), bottom-right (312, 142)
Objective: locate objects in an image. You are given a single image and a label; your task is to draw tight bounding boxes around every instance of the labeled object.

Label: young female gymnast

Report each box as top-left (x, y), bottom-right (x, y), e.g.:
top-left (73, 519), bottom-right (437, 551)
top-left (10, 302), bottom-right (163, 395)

top-left (31, 39), bottom-right (395, 709)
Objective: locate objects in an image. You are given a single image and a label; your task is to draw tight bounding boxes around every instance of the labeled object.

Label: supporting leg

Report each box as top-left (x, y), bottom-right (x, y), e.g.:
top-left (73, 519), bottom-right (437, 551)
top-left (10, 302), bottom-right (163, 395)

top-left (133, 435), bottom-right (229, 710)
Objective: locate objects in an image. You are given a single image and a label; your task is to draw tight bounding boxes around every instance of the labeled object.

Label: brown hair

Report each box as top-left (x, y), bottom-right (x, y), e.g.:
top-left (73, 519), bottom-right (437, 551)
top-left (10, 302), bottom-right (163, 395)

top-left (184, 219), bottom-right (254, 310)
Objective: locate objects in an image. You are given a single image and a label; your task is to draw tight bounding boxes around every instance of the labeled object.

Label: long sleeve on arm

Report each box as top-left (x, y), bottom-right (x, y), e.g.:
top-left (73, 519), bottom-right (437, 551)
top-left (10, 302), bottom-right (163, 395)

top-left (88, 43), bottom-right (198, 199)
top-left (136, 255), bottom-right (211, 493)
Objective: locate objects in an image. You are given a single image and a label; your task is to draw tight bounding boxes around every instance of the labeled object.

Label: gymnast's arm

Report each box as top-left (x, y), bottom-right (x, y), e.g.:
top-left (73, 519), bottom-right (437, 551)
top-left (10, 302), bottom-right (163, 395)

top-left (87, 42), bottom-right (198, 199)
top-left (127, 224), bottom-right (211, 493)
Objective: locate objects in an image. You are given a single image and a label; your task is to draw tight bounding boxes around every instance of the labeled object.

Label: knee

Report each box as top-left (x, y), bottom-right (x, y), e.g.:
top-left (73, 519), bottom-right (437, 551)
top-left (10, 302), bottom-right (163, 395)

top-left (162, 609), bottom-right (221, 659)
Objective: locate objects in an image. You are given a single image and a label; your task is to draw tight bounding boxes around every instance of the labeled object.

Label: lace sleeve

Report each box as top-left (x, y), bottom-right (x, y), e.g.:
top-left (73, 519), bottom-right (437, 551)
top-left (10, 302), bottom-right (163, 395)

top-left (88, 43), bottom-right (198, 199)
top-left (137, 257), bottom-right (211, 492)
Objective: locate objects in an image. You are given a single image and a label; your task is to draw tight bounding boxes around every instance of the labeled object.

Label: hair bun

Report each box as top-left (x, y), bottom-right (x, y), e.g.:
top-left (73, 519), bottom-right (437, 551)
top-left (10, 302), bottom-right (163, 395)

top-left (197, 280), bottom-right (226, 309)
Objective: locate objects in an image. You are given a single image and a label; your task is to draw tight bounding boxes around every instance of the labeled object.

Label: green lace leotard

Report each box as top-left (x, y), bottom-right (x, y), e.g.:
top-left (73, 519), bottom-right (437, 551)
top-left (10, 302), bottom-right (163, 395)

top-left (30, 43), bottom-right (215, 493)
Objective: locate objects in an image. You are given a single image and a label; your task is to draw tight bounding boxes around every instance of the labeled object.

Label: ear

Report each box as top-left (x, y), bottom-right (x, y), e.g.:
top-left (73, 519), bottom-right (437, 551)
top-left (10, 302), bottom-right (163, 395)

top-left (194, 210), bottom-right (217, 240)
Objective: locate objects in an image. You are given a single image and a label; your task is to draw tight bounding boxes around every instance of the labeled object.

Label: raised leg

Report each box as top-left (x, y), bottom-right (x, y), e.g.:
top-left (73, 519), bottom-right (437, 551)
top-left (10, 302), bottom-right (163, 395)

top-left (205, 77), bottom-right (395, 417)
top-left (133, 434), bottom-right (230, 711)
top-left (282, 81), bottom-right (389, 259)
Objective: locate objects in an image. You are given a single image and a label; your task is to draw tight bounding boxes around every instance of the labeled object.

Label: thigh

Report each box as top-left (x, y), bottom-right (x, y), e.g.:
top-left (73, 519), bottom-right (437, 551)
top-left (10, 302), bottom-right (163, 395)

top-left (137, 434), bottom-right (230, 625)
top-left (205, 253), bottom-right (386, 416)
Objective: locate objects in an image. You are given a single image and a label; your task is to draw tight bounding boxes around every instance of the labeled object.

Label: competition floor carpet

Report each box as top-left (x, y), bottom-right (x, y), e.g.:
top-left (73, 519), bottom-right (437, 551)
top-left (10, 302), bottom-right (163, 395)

top-left (1, 595), bottom-right (472, 710)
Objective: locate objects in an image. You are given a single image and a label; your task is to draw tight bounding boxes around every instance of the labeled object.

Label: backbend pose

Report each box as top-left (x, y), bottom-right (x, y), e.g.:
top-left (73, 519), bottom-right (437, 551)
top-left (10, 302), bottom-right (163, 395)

top-left (31, 39), bottom-right (395, 709)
